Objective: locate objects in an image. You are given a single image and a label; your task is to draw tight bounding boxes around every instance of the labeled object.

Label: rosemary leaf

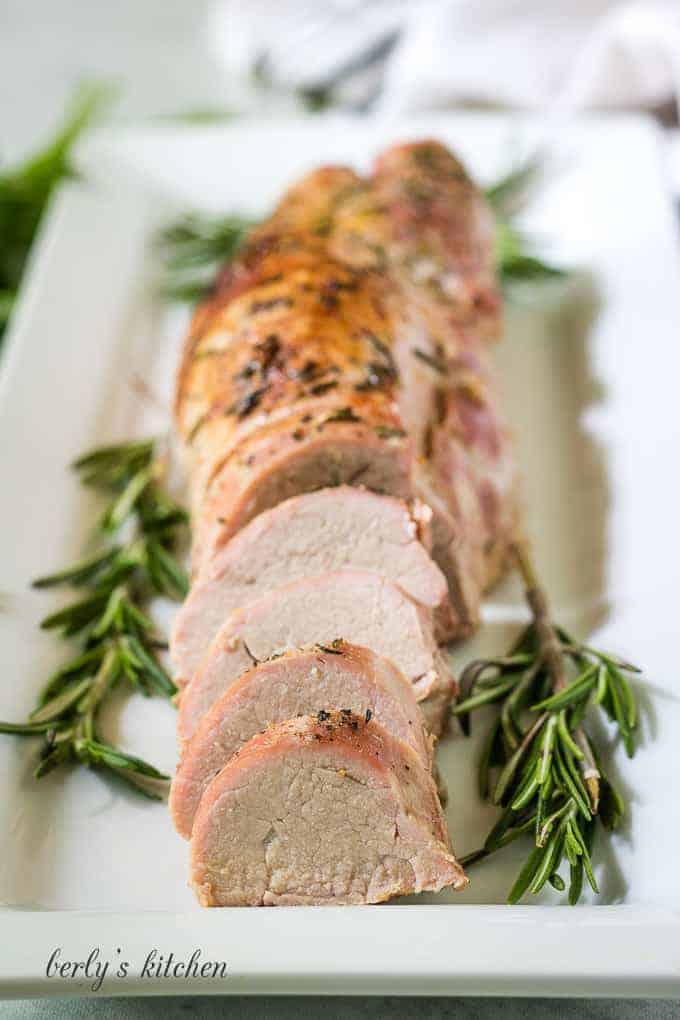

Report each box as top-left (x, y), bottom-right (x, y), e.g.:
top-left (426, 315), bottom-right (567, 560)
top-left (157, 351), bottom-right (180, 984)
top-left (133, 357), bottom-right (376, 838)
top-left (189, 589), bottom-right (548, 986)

top-left (146, 538), bottom-right (189, 599)
top-left (568, 860), bottom-right (584, 905)
top-left (549, 872), bottom-right (566, 892)
top-left (508, 845), bottom-right (545, 905)
top-left (29, 677), bottom-right (92, 724)
top-left (531, 665), bottom-right (597, 711)
top-left (100, 465), bottom-right (154, 532)
top-left (38, 646), bottom-right (105, 703)
top-left (478, 718), bottom-right (502, 800)
top-left (35, 741), bottom-right (74, 779)
top-left (0, 720), bottom-right (56, 735)
top-left (553, 745), bottom-right (592, 822)
top-left (529, 828), bottom-right (563, 895)
top-left (599, 771), bottom-right (625, 830)
top-left (510, 765), bottom-right (540, 811)
top-left (556, 709), bottom-right (583, 759)
top-left (568, 821), bottom-right (599, 894)
top-left (32, 547), bottom-right (122, 589)
top-left (493, 719), bottom-right (544, 806)
top-left (105, 769), bottom-right (166, 801)
top-left (40, 592), bottom-right (108, 634)
top-left (452, 674), bottom-right (520, 716)
top-left (124, 636), bottom-right (177, 698)
top-left (537, 713), bottom-right (558, 784)
top-left (76, 738), bottom-right (169, 780)
top-left (73, 439), bottom-right (153, 474)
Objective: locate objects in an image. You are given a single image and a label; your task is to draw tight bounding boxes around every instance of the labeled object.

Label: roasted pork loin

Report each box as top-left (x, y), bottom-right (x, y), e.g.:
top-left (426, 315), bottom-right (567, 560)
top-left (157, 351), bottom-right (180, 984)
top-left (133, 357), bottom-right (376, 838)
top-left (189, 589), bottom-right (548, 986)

top-left (171, 486), bottom-right (454, 685)
top-left (177, 569), bottom-right (455, 744)
top-left (175, 142), bottom-right (518, 631)
top-left (170, 642), bottom-right (432, 840)
top-left (189, 712), bottom-right (466, 906)
top-left (171, 139), bottom-right (518, 907)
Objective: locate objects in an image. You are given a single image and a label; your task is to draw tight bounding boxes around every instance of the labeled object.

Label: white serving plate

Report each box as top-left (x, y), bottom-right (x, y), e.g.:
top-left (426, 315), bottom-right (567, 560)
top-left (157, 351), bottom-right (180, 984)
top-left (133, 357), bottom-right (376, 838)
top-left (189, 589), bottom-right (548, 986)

top-left (0, 113), bottom-right (679, 998)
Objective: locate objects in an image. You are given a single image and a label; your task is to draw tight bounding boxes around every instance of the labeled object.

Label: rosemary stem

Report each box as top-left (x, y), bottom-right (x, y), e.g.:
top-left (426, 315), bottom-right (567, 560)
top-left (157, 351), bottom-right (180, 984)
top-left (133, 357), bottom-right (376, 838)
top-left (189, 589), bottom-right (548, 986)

top-left (511, 540), bottom-right (566, 693)
top-left (510, 539), bottom-right (601, 808)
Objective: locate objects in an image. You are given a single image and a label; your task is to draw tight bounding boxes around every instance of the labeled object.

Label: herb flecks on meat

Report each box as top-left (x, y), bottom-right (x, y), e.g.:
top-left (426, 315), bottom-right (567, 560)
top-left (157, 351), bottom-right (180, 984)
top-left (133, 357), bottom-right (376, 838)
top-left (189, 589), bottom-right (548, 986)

top-left (322, 407), bottom-right (361, 425)
top-left (412, 346), bottom-right (447, 375)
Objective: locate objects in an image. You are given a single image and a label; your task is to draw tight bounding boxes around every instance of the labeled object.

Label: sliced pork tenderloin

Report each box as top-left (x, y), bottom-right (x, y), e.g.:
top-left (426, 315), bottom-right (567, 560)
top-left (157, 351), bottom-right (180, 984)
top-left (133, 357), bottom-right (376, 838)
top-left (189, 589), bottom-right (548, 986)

top-left (173, 194), bottom-right (498, 637)
top-left (190, 399), bottom-right (413, 575)
top-left (190, 711), bottom-right (467, 906)
top-left (177, 569), bottom-right (455, 744)
top-left (171, 486), bottom-right (454, 685)
top-left (170, 642), bottom-right (432, 839)
top-left (174, 140), bottom-right (519, 662)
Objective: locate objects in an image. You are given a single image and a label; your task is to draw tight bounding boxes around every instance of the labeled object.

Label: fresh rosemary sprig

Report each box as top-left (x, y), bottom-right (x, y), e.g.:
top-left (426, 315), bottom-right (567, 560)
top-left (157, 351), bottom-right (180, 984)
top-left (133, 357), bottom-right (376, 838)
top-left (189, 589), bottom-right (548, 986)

top-left (157, 213), bottom-right (254, 304)
top-left (0, 439), bottom-right (188, 798)
top-left (454, 542), bottom-right (639, 904)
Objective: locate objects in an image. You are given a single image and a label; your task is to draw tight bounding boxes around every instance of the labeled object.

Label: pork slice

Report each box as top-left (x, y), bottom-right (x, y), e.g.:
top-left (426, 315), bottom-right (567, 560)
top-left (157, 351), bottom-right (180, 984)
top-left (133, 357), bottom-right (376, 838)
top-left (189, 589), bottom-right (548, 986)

top-left (170, 642), bottom-right (432, 839)
top-left (177, 569), bottom-right (455, 744)
top-left (190, 403), bottom-right (413, 575)
top-left (171, 486), bottom-right (454, 685)
top-left (189, 712), bottom-right (467, 906)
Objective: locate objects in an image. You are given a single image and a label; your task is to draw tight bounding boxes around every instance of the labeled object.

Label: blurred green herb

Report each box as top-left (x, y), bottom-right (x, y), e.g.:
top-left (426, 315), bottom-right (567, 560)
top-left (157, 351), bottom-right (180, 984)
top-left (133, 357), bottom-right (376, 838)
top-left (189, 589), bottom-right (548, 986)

top-left (0, 439), bottom-right (188, 797)
top-left (454, 542), bottom-right (639, 904)
top-left (484, 158), bottom-right (542, 218)
top-left (297, 85), bottom-right (335, 113)
top-left (484, 159), bottom-right (565, 289)
top-left (157, 213), bottom-right (254, 303)
top-left (0, 82), bottom-right (113, 340)
top-left (155, 107), bottom-right (236, 126)
top-left (495, 219), bottom-right (564, 288)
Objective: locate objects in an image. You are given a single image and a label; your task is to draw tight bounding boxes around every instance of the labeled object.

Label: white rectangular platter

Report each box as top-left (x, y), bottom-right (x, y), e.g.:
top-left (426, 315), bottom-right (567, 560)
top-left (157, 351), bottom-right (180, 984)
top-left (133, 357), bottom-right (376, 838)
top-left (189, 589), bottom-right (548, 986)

top-left (0, 112), bottom-right (679, 997)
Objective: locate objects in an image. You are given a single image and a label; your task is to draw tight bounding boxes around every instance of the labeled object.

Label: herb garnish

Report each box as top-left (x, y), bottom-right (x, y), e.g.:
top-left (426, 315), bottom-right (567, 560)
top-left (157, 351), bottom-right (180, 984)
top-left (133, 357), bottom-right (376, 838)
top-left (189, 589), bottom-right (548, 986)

top-left (454, 542), bottom-right (639, 904)
top-left (157, 213), bottom-right (254, 303)
top-left (484, 160), bottom-right (565, 288)
top-left (229, 385), bottom-right (269, 420)
top-left (412, 347), bottom-right (447, 374)
top-left (0, 82), bottom-right (113, 343)
top-left (309, 379), bottom-right (339, 397)
top-left (323, 407), bottom-right (361, 424)
top-left (317, 640), bottom-right (344, 655)
top-left (249, 296), bottom-right (294, 315)
top-left (0, 440), bottom-right (188, 797)
top-left (374, 425), bottom-right (406, 440)
top-left (355, 361), bottom-right (396, 392)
